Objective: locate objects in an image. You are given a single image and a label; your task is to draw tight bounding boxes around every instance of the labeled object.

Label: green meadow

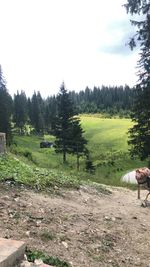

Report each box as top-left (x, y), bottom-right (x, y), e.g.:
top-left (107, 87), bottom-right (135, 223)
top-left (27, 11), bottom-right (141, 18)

top-left (10, 115), bottom-right (146, 187)
top-left (82, 115), bottom-right (132, 153)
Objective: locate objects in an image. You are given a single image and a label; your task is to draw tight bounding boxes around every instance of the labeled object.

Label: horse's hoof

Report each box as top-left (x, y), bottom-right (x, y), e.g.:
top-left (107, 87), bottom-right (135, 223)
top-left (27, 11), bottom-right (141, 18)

top-left (141, 201), bottom-right (147, 207)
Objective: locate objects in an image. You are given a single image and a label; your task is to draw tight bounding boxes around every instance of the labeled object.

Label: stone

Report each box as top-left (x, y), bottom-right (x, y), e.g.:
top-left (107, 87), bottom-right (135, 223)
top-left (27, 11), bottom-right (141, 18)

top-left (62, 241), bottom-right (68, 248)
top-left (0, 238), bottom-right (26, 267)
top-left (34, 259), bottom-right (44, 265)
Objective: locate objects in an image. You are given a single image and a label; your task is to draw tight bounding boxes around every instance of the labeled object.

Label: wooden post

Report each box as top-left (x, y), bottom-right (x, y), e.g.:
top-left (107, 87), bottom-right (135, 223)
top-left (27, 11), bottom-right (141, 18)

top-left (0, 133), bottom-right (6, 153)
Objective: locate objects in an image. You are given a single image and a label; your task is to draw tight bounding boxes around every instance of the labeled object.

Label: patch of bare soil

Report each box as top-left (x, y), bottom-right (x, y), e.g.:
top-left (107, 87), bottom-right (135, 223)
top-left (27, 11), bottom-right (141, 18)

top-left (1, 182), bottom-right (150, 267)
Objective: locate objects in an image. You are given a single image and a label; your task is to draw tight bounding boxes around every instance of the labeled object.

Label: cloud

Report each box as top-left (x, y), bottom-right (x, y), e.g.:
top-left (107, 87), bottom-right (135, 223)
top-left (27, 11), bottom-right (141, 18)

top-left (98, 19), bottom-right (140, 56)
top-left (0, 0), bottom-right (141, 97)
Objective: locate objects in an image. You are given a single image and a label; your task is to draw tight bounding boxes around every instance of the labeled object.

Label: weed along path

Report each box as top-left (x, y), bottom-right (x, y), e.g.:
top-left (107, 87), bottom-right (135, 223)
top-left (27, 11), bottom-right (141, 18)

top-left (1, 183), bottom-right (150, 267)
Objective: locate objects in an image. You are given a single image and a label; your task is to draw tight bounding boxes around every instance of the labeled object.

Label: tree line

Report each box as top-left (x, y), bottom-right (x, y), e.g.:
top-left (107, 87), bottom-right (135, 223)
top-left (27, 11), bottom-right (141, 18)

top-left (0, 69), bottom-right (135, 141)
top-left (13, 84), bottom-right (135, 135)
top-left (69, 85), bottom-right (135, 116)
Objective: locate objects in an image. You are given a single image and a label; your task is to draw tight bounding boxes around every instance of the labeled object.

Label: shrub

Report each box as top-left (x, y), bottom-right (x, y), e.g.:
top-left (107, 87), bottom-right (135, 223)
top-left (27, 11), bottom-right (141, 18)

top-left (10, 145), bottom-right (34, 162)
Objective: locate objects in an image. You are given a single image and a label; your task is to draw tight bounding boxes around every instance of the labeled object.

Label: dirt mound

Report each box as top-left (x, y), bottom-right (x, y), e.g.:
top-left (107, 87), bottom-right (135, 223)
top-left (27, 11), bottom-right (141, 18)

top-left (0, 182), bottom-right (150, 267)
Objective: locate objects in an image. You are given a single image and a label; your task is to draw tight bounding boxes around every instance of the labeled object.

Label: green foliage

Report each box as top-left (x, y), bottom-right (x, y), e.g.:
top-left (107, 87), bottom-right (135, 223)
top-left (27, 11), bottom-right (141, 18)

top-left (0, 154), bottom-right (35, 184)
top-left (0, 153), bottom-right (81, 189)
top-left (13, 91), bottom-right (28, 133)
top-left (10, 116), bottom-right (148, 188)
top-left (44, 96), bottom-right (57, 132)
top-left (30, 92), bottom-right (45, 134)
top-left (85, 155), bottom-right (95, 174)
top-left (53, 83), bottom-right (76, 163)
top-left (0, 65), bottom-right (13, 144)
top-left (53, 83), bottom-right (88, 164)
top-left (69, 85), bottom-right (134, 115)
top-left (125, 0), bottom-right (150, 161)
top-left (0, 155), bottom-right (66, 188)
top-left (10, 145), bottom-right (34, 162)
top-left (26, 249), bottom-right (71, 267)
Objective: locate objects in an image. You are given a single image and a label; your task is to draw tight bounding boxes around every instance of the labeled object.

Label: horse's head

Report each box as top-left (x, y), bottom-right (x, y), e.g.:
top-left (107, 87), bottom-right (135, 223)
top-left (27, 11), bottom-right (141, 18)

top-left (136, 168), bottom-right (150, 186)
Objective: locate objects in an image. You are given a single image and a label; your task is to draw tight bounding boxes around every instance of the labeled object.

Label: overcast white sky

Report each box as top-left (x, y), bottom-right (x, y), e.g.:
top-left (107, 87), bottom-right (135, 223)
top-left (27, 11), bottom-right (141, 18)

top-left (0, 0), bottom-right (140, 98)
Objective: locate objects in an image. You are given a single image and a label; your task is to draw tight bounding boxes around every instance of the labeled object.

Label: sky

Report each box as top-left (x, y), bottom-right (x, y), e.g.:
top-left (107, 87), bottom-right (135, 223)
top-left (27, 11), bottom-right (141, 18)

top-left (0, 0), bottom-right (140, 98)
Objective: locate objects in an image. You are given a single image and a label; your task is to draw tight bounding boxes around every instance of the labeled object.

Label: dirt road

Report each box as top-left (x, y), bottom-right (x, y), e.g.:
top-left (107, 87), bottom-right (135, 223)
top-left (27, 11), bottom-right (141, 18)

top-left (0, 182), bottom-right (150, 267)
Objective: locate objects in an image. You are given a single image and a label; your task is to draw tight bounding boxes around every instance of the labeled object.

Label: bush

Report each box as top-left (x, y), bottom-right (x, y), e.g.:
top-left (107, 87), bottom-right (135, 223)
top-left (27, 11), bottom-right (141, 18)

top-left (10, 145), bottom-right (34, 162)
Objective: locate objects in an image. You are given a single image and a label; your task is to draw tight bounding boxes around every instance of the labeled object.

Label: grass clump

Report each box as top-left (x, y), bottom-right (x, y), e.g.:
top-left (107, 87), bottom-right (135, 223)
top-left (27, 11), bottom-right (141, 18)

top-left (26, 249), bottom-right (71, 267)
top-left (40, 231), bottom-right (56, 241)
top-left (10, 144), bottom-right (35, 163)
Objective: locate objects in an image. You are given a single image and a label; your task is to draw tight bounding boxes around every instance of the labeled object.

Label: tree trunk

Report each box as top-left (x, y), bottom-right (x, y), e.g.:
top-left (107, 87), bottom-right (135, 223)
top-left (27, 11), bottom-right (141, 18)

top-left (77, 154), bottom-right (80, 171)
top-left (63, 150), bottom-right (66, 163)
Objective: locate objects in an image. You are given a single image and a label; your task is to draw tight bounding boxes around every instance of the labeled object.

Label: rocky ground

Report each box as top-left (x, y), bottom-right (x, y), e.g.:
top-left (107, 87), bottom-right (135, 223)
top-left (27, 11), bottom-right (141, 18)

top-left (1, 181), bottom-right (150, 267)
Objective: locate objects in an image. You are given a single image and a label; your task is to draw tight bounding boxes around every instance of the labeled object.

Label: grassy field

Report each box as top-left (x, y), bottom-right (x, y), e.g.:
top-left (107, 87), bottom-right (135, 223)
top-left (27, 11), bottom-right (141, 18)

top-left (10, 115), bottom-right (147, 187)
top-left (82, 116), bottom-right (132, 150)
top-left (81, 115), bottom-right (145, 186)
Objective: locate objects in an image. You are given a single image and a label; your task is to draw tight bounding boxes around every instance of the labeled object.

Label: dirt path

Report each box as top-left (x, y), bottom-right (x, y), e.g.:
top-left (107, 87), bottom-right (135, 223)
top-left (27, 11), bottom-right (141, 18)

top-left (0, 182), bottom-right (150, 267)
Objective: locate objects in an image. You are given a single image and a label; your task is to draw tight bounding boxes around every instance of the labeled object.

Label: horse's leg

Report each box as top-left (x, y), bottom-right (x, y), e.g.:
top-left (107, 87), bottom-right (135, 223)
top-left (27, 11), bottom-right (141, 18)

top-left (145, 191), bottom-right (150, 202)
top-left (141, 191), bottom-right (150, 207)
top-left (137, 184), bottom-right (140, 199)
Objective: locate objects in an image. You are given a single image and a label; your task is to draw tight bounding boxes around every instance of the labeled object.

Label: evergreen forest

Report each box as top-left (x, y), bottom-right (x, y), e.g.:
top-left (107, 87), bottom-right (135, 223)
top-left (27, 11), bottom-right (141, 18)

top-left (0, 73), bottom-right (135, 140)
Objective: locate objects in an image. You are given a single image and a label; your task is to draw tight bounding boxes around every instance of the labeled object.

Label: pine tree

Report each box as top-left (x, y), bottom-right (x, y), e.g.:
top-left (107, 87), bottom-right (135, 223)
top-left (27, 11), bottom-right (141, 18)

top-left (53, 82), bottom-right (88, 164)
top-left (0, 65), bottom-right (12, 144)
top-left (13, 90), bottom-right (28, 134)
top-left (44, 96), bottom-right (57, 133)
top-left (85, 156), bottom-right (95, 174)
top-left (53, 82), bottom-right (75, 163)
top-left (125, 1), bottom-right (150, 160)
top-left (68, 117), bottom-right (87, 170)
top-left (30, 92), bottom-right (45, 134)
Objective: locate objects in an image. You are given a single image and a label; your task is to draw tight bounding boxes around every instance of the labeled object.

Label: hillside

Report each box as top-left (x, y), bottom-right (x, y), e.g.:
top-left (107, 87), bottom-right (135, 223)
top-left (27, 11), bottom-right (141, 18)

top-left (11, 116), bottom-right (146, 187)
top-left (1, 180), bottom-right (150, 267)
